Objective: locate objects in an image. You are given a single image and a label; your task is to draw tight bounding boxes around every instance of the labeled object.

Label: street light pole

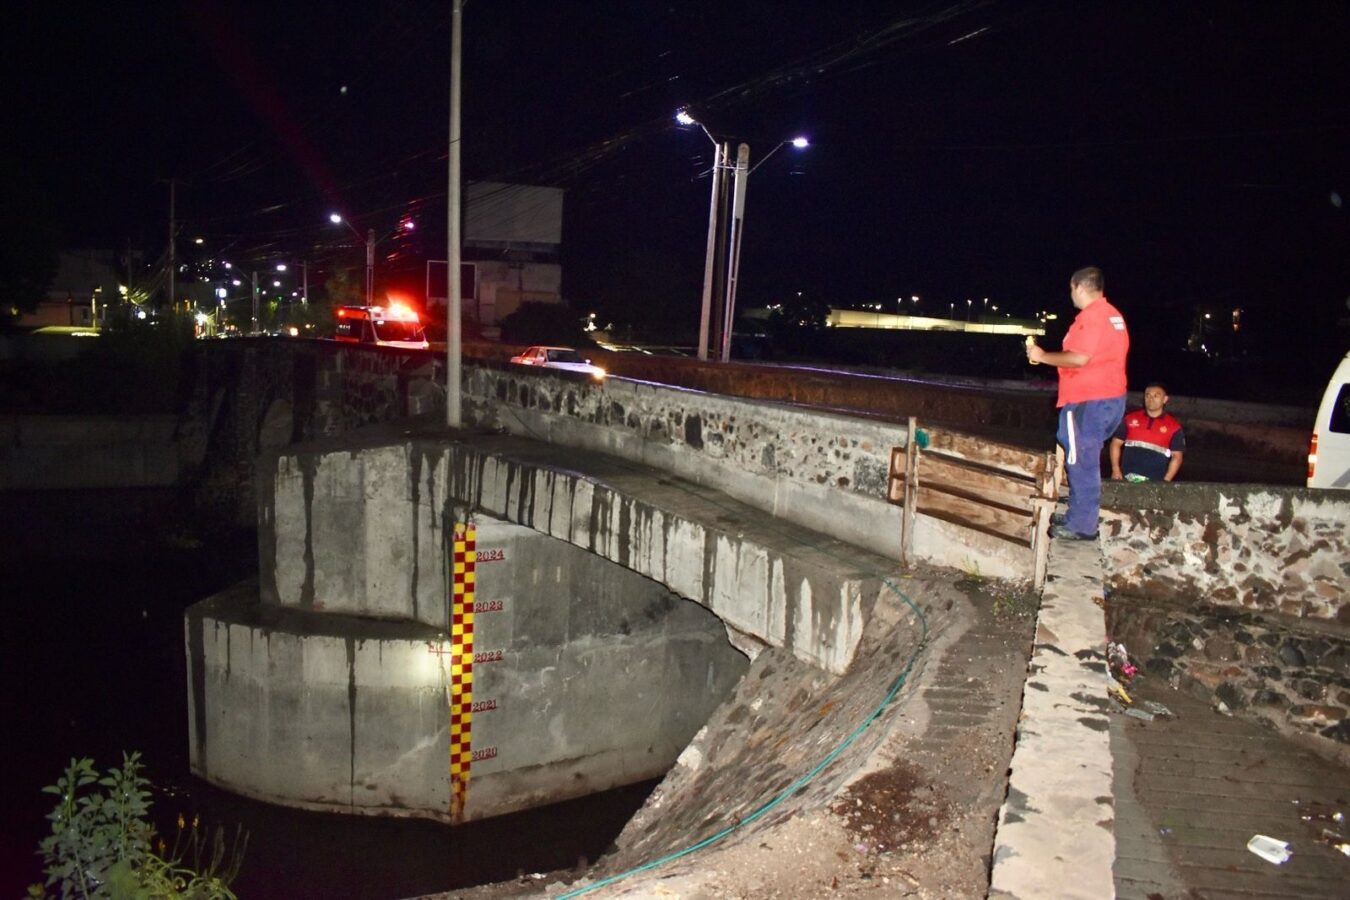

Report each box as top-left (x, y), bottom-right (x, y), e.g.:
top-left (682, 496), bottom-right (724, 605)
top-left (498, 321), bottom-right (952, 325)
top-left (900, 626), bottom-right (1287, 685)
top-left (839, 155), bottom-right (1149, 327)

top-left (697, 141), bottom-right (725, 361)
top-left (720, 143), bottom-right (750, 363)
top-left (677, 111), bottom-right (807, 362)
top-left (446, 0), bottom-right (464, 428)
top-left (365, 228), bottom-right (375, 306)
top-left (251, 270), bottom-right (259, 334)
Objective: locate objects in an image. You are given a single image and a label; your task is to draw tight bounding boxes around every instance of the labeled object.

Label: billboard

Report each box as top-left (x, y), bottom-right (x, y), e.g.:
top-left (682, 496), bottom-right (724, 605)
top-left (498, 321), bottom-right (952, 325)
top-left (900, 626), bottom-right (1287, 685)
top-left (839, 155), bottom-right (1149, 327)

top-left (465, 182), bottom-right (563, 247)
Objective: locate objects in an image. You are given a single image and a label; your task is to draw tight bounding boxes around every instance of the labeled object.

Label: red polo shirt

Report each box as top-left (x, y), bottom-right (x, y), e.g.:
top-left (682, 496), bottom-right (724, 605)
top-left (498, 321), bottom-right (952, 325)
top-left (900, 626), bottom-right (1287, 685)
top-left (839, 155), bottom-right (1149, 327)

top-left (1057, 297), bottom-right (1129, 406)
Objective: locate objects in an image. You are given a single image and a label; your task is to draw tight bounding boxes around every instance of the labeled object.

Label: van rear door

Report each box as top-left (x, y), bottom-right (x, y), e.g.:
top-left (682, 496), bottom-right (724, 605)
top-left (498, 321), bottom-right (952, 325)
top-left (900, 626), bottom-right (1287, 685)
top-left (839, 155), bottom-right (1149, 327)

top-left (1309, 352), bottom-right (1350, 489)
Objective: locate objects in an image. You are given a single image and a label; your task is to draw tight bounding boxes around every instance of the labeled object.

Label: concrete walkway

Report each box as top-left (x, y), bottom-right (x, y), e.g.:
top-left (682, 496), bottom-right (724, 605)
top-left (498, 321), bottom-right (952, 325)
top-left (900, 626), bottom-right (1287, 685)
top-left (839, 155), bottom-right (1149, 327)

top-left (1113, 679), bottom-right (1350, 898)
top-left (990, 527), bottom-right (1350, 900)
top-left (989, 535), bottom-right (1117, 899)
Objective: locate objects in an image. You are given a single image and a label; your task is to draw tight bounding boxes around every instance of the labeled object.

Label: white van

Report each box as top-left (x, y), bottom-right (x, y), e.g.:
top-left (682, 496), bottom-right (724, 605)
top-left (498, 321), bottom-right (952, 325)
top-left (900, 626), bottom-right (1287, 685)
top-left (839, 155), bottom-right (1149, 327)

top-left (1308, 350), bottom-right (1350, 489)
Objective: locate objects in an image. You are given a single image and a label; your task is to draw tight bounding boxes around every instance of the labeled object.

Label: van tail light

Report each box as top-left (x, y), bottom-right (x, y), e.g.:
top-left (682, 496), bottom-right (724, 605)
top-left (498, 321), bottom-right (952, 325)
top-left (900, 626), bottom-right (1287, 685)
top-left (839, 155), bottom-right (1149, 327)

top-left (1308, 432), bottom-right (1319, 481)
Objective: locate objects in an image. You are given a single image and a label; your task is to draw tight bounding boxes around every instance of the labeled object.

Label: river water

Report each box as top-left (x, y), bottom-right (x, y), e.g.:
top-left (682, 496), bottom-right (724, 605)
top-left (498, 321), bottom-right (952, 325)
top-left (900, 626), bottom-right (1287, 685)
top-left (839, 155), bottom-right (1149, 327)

top-left (0, 490), bottom-right (653, 898)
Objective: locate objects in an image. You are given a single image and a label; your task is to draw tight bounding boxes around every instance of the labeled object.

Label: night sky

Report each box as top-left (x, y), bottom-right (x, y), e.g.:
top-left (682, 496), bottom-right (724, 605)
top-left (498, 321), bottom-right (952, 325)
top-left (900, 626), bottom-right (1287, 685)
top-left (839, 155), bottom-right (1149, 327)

top-left (6, 1), bottom-right (1348, 348)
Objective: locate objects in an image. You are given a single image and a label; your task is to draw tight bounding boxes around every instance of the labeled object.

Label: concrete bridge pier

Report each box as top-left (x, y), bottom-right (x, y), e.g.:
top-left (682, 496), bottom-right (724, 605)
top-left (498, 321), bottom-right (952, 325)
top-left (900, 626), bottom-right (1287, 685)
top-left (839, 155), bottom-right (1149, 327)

top-left (185, 425), bottom-right (906, 823)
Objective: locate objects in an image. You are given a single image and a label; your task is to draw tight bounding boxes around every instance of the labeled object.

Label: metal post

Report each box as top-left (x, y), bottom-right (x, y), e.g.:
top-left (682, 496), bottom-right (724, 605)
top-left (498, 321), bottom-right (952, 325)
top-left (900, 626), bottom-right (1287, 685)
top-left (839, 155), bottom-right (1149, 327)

top-left (365, 229), bottom-right (375, 306)
top-left (446, 0), bottom-right (463, 428)
top-left (302, 260), bottom-right (309, 305)
top-left (901, 416), bottom-right (919, 567)
top-left (720, 143), bottom-right (750, 363)
top-left (167, 180), bottom-right (176, 311)
top-left (250, 270), bottom-right (259, 334)
top-left (708, 142), bottom-right (731, 361)
top-left (697, 142), bottom-right (725, 361)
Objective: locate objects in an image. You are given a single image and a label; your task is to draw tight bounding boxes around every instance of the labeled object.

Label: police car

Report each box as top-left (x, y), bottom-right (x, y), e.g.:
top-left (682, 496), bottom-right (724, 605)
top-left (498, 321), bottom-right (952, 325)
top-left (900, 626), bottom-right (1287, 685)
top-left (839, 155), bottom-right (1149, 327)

top-left (333, 303), bottom-right (429, 349)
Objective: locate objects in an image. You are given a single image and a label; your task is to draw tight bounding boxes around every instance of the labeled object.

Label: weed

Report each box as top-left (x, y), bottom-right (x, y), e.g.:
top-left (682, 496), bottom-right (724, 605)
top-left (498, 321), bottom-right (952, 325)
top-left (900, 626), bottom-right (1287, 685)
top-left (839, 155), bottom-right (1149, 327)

top-left (30, 753), bottom-right (245, 899)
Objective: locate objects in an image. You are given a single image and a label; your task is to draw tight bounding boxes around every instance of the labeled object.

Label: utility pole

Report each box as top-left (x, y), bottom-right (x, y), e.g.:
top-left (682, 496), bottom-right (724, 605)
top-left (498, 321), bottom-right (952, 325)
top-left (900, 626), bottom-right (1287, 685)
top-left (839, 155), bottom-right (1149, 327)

top-left (697, 142), bottom-right (726, 361)
top-left (167, 179), bottom-right (177, 311)
top-left (365, 228), bottom-right (375, 306)
top-left (125, 239), bottom-right (135, 305)
top-left (446, 0), bottom-right (464, 428)
top-left (251, 270), bottom-right (259, 334)
top-left (720, 143), bottom-right (750, 363)
top-left (302, 260), bottom-right (309, 305)
top-left (708, 142), bottom-right (732, 363)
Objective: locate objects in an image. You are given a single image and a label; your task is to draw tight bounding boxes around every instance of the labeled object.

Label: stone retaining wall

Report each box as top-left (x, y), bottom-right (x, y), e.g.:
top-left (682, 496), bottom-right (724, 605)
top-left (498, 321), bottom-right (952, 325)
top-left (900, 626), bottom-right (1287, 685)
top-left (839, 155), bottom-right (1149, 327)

top-left (1106, 599), bottom-right (1350, 758)
top-left (462, 364), bottom-right (1036, 581)
top-left (1100, 482), bottom-right (1348, 622)
top-left (1100, 481), bottom-right (1350, 757)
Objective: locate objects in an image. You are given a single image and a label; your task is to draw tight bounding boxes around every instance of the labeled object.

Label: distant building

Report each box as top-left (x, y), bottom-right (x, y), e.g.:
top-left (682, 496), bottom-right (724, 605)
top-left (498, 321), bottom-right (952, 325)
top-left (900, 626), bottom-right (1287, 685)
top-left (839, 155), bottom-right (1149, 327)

top-left (426, 182), bottom-right (564, 327)
top-left (24, 250), bottom-right (122, 328)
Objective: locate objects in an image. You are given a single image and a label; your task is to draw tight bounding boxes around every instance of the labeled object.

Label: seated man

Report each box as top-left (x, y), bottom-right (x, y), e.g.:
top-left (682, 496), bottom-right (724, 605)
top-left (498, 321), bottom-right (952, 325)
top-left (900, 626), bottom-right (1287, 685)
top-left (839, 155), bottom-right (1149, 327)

top-left (1110, 382), bottom-right (1185, 482)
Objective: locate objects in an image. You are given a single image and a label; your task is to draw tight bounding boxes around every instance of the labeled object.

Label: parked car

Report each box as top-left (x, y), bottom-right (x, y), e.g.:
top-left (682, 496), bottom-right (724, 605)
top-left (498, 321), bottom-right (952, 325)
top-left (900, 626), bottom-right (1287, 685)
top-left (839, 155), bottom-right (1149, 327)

top-left (1308, 349), bottom-right (1350, 489)
top-left (508, 345), bottom-right (606, 380)
top-left (333, 303), bottom-right (429, 349)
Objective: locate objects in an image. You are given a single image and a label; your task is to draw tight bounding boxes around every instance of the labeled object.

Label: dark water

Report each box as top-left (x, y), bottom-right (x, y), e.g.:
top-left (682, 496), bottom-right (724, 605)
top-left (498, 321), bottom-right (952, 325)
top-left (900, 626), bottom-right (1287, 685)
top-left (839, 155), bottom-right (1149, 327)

top-left (0, 490), bottom-right (653, 898)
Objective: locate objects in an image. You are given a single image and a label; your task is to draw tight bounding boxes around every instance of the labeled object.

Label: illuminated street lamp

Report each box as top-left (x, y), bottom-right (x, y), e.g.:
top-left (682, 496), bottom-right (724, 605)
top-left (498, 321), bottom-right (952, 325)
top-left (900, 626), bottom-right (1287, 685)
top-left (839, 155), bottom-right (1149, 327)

top-left (675, 109), bottom-right (809, 362)
top-left (329, 213), bottom-right (376, 305)
top-left (675, 110), bottom-right (728, 360)
top-left (329, 214), bottom-right (414, 306)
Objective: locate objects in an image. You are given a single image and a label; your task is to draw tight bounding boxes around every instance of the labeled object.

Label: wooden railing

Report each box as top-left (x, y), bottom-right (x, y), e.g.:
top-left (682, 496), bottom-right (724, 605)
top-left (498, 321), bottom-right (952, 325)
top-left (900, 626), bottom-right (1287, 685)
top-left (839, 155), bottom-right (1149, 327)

top-left (889, 418), bottom-right (1059, 588)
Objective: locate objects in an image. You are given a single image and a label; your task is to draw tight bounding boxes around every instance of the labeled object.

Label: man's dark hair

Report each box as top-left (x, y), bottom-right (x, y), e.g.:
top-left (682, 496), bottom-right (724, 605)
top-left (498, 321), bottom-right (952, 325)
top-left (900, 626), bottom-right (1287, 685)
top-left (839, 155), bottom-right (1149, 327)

top-left (1145, 381), bottom-right (1168, 394)
top-left (1070, 266), bottom-right (1104, 293)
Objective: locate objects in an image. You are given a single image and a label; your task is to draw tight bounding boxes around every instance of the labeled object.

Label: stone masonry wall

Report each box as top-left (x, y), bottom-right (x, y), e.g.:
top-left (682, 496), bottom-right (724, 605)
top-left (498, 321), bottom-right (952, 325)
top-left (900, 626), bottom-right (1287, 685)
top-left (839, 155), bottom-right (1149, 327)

top-left (1100, 481), bottom-right (1350, 758)
top-left (461, 364), bottom-right (1037, 580)
top-left (1107, 599), bottom-right (1350, 757)
top-left (186, 339), bottom-right (435, 526)
top-left (1099, 482), bottom-right (1348, 622)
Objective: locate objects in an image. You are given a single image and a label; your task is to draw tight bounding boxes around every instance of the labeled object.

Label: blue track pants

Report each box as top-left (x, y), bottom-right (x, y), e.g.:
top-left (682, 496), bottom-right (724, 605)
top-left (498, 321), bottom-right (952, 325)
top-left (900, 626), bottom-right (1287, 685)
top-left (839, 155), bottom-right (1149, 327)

top-left (1056, 395), bottom-right (1126, 536)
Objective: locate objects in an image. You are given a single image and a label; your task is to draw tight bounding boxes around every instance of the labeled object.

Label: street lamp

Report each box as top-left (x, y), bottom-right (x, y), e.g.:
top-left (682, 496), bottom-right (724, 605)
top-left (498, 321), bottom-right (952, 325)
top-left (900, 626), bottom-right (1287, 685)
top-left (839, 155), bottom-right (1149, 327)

top-left (675, 110), bottom-right (809, 362)
top-left (675, 110), bottom-right (727, 361)
top-left (329, 214), bottom-right (415, 307)
top-left (329, 213), bottom-right (375, 305)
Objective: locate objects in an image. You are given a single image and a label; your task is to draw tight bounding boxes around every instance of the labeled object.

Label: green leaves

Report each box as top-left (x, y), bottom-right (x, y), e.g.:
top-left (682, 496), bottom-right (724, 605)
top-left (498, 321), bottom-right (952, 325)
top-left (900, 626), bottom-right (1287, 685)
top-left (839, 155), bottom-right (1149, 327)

top-left (31, 753), bottom-right (244, 900)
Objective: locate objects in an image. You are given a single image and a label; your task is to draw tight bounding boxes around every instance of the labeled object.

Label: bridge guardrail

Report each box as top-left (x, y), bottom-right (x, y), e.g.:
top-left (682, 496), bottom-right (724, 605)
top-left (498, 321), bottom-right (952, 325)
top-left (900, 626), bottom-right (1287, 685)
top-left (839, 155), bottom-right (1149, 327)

top-left (888, 418), bottom-right (1058, 588)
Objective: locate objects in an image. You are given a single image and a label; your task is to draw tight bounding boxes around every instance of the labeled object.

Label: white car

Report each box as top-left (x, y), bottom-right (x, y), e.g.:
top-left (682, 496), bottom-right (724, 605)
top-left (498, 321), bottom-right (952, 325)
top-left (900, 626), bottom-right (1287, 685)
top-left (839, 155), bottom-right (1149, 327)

top-left (509, 345), bottom-right (606, 380)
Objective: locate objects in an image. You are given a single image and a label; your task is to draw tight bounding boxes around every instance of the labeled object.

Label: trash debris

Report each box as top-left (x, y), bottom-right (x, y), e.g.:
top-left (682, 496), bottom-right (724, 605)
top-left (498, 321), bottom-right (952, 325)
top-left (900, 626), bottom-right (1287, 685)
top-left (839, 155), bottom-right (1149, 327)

top-left (1107, 641), bottom-right (1138, 683)
top-left (1215, 700), bottom-right (1233, 716)
top-left (1247, 834), bottom-right (1292, 865)
top-left (1316, 829), bottom-right (1350, 856)
top-left (1295, 800), bottom-right (1345, 826)
top-left (1295, 800), bottom-right (1348, 854)
top-left (1108, 678), bottom-right (1133, 705)
top-left (1140, 699), bottom-right (1173, 718)
top-left (1124, 708), bottom-right (1155, 722)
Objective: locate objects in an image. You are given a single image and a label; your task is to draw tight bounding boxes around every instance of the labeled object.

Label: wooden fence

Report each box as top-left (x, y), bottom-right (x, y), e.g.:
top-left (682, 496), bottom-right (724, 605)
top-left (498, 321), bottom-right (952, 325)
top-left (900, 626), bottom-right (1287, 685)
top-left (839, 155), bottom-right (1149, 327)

top-left (888, 418), bottom-right (1059, 588)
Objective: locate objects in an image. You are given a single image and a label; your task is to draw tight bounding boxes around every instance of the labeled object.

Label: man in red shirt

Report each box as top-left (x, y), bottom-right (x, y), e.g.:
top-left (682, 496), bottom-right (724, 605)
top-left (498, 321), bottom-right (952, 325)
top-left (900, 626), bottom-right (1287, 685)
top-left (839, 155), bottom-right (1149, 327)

top-left (1027, 267), bottom-right (1130, 539)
